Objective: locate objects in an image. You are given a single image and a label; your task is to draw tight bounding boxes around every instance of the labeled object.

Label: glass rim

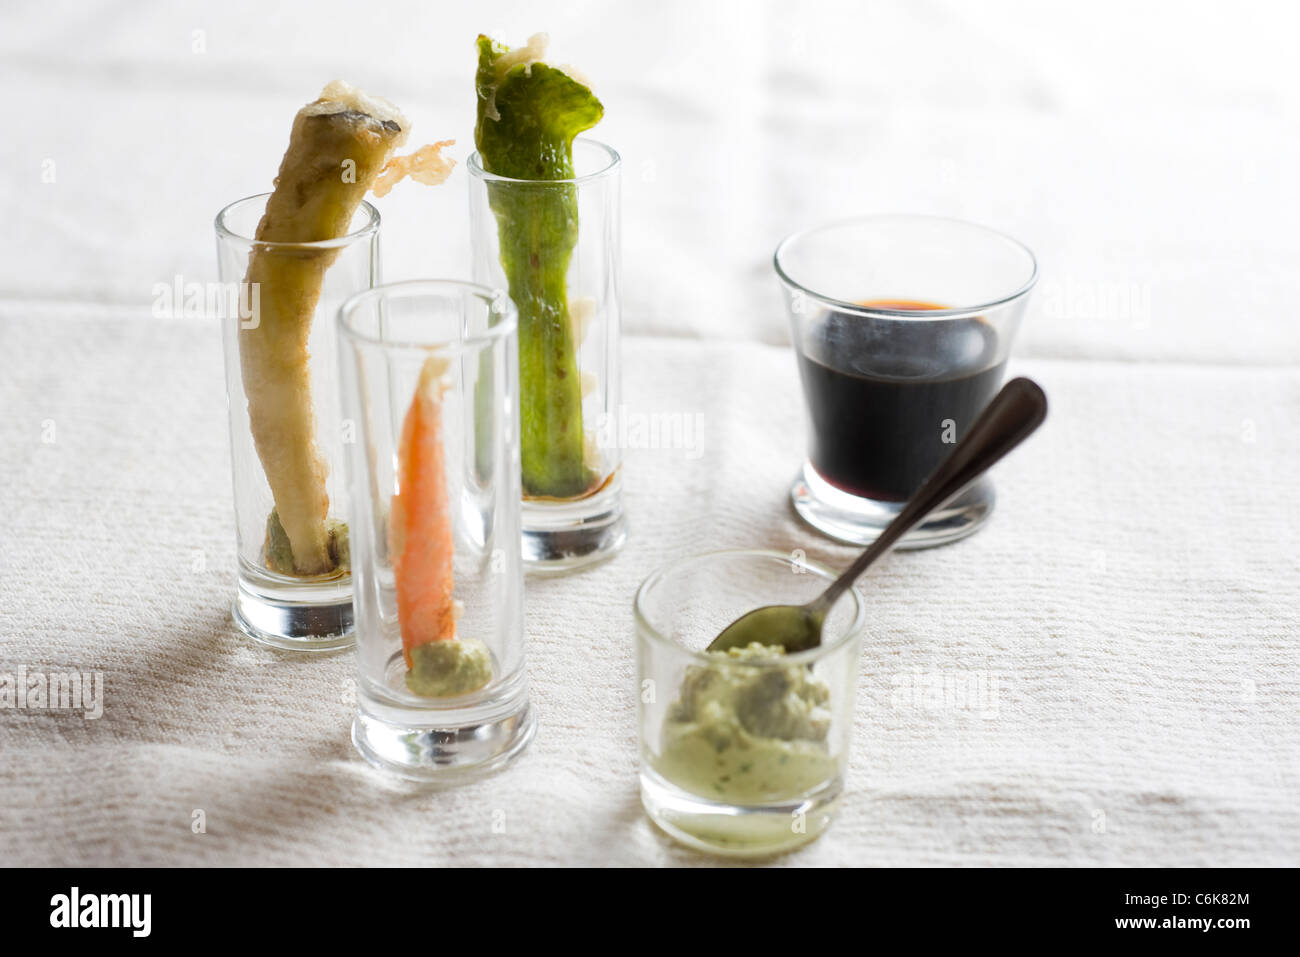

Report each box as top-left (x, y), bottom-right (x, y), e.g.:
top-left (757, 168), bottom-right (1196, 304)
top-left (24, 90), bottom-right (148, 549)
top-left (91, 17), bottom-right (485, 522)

top-left (214, 192), bottom-right (382, 250)
top-left (466, 137), bottom-right (621, 186)
top-left (634, 548), bottom-right (867, 666)
top-left (773, 213), bottom-right (1039, 320)
top-left (337, 279), bottom-right (517, 352)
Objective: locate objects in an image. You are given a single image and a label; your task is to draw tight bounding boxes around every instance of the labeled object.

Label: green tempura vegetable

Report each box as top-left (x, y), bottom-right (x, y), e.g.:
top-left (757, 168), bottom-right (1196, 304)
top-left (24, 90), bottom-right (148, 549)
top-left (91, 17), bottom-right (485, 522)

top-left (474, 34), bottom-right (604, 499)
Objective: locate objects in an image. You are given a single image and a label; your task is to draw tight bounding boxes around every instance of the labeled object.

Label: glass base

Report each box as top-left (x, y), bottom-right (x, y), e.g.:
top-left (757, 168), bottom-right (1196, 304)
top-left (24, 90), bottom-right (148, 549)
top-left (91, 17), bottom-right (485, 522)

top-left (791, 461), bottom-right (994, 549)
top-left (640, 767), bottom-right (840, 858)
top-left (352, 700), bottom-right (536, 783)
top-left (232, 574), bottom-right (354, 653)
top-left (521, 480), bottom-right (626, 571)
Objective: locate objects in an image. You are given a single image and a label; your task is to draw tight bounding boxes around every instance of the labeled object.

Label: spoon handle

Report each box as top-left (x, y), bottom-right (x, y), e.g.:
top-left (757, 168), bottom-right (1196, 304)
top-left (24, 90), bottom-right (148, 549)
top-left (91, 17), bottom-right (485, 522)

top-left (815, 376), bottom-right (1048, 613)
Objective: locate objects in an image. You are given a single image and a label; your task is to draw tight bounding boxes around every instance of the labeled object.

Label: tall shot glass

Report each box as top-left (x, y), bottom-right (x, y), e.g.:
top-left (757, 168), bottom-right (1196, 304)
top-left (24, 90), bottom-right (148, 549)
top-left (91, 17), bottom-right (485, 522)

top-left (776, 215), bottom-right (1038, 548)
top-left (338, 280), bottom-right (534, 780)
top-left (215, 194), bottom-right (379, 651)
top-left (468, 138), bottom-right (625, 569)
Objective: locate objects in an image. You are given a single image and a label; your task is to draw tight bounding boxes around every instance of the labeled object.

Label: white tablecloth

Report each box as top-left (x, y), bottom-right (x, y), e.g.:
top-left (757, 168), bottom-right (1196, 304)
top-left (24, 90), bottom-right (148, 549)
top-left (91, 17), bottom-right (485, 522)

top-left (1, 0), bottom-right (1297, 866)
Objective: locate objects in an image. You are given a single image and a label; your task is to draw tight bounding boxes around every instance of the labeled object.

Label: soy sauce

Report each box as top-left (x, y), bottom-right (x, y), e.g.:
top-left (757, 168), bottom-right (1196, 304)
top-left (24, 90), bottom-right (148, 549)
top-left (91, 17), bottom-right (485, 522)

top-left (795, 300), bottom-right (1004, 502)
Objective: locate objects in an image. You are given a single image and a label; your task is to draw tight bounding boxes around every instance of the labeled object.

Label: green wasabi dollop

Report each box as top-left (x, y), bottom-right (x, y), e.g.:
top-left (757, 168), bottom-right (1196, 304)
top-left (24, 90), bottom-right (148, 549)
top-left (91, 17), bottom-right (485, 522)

top-left (264, 508), bottom-right (349, 577)
top-left (264, 507), bottom-right (296, 574)
top-left (406, 639), bottom-right (494, 698)
top-left (655, 642), bottom-right (837, 803)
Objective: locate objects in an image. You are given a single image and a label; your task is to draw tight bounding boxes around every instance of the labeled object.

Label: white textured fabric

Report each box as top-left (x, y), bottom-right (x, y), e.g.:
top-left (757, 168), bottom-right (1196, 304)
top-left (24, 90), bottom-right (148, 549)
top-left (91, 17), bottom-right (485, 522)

top-left (1, 0), bottom-right (1298, 866)
top-left (2, 315), bottom-right (1296, 865)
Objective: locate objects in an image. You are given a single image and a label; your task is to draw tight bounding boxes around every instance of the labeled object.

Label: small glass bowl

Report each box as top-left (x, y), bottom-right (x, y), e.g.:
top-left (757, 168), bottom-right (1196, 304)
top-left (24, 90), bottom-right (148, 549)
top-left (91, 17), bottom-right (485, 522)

top-left (635, 549), bottom-right (866, 856)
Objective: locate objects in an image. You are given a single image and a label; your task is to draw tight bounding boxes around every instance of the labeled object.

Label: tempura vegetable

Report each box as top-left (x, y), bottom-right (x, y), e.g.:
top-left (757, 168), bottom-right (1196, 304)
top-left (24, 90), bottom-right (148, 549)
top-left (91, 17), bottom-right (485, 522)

top-left (389, 357), bottom-right (493, 698)
top-left (474, 33), bottom-right (604, 498)
top-left (390, 357), bottom-right (457, 666)
top-left (240, 81), bottom-right (452, 575)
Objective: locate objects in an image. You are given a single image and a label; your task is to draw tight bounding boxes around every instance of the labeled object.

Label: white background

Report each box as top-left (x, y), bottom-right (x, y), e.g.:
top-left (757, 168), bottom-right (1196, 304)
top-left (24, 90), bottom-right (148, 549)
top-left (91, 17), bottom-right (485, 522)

top-left (4, 0), bottom-right (1299, 359)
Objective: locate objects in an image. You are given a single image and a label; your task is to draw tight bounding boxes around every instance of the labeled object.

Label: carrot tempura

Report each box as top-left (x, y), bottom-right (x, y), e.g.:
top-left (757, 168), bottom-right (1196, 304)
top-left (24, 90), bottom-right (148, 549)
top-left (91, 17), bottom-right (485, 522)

top-left (390, 356), bottom-right (458, 667)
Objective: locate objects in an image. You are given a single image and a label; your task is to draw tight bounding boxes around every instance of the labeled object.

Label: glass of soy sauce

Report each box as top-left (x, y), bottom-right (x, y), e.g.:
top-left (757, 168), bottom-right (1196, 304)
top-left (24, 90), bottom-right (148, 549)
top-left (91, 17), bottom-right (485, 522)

top-left (775, 215), bottom-right (1037, 548)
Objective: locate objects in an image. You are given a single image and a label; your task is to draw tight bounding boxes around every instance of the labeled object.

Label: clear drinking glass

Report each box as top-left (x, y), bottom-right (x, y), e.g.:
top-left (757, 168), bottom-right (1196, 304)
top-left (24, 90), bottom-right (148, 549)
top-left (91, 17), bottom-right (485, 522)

top-left (467, 138), bottom-right (626, 569)
top-left (337, 280), bottom-right (533, 780)
top-left (776, 214), bottom-right (1038, 547)
top-left (636, 550), bottom-right (866, 857)
top-left (215, 193), bottom-right (380, 651)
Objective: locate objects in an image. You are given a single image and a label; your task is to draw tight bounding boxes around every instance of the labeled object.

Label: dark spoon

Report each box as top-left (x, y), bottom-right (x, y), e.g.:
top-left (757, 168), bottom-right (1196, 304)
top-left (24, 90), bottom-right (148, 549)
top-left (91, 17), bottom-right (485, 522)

top-left (707, 377), bottom-right (1048, 653)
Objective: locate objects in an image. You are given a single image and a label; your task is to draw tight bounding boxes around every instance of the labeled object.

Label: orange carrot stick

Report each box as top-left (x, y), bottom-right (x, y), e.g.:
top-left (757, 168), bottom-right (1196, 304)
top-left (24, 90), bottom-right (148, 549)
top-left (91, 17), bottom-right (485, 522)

top-left (390, 356), bottom-right (456, 668)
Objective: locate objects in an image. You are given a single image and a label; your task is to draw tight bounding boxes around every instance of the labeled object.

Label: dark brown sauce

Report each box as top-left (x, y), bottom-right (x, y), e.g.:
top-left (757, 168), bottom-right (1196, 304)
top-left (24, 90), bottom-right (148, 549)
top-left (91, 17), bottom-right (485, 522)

top-left (796, 299), bottom-right (1004, 502)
